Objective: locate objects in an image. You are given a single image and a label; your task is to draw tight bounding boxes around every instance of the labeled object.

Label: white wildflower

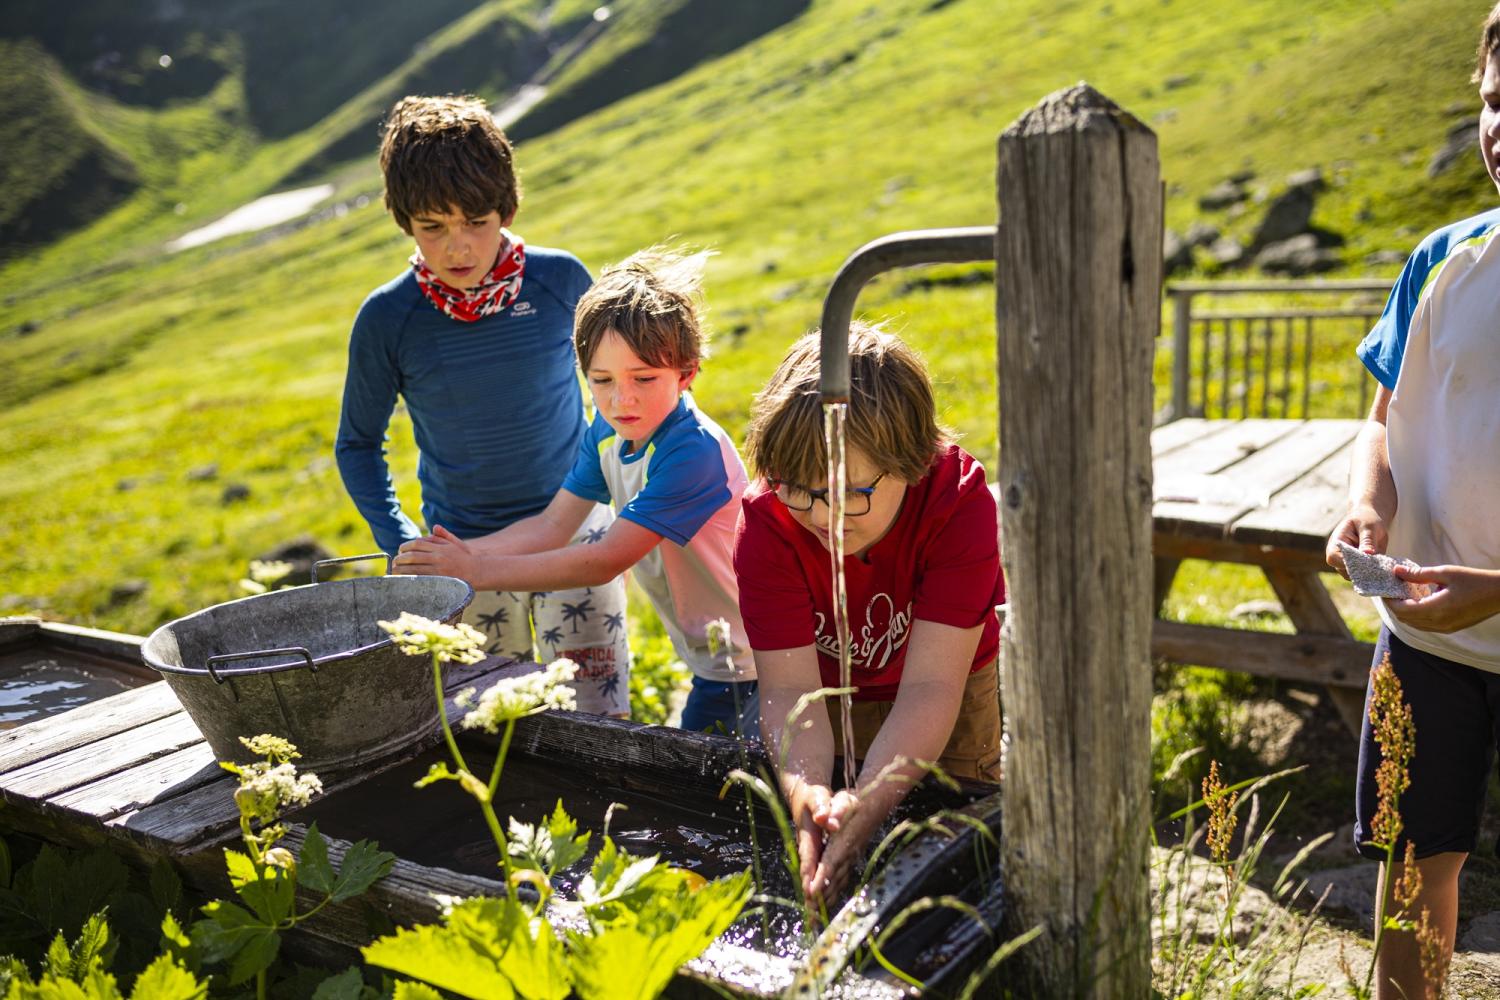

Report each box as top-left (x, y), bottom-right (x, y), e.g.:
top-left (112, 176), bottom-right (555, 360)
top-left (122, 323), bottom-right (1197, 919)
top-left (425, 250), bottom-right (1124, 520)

top-left (461, 658), bottom-right (579, 732)
top-left (240, 734), bottom-right (299, 764)
top-left (379, 612), bottom-right (487, 665)
top-left (233, 760), bottom-right (323, 824)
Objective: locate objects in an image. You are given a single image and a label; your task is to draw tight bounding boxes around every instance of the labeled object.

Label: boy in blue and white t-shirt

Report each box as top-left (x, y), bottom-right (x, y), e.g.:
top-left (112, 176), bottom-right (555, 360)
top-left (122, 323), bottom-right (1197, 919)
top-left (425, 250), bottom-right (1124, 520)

top-left (394, 249), bottom-right (756, 736)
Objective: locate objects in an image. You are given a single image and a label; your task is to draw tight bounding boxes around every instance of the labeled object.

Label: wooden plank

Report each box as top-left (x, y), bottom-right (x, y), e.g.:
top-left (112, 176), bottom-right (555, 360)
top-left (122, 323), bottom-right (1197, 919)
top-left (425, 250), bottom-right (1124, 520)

top-left (48, 742), bottom-right (221, 821)
top-left (1149, 418), bottom-right (1238, 459)
top-left (1150, 533), bottom-right (1332, 574)
top-left (1152, 620), bottom-right (1371, 688)
top-left (0, 711), bottom-right (206, 801)
top-left (1233, 441), bottom-right (1357, 551)
top-left (1154, 421), bottom-right (1358, 543)
top-left (1152, 418), bottom-right (1298, 481)
top-left (110, 663), bottom-right (528, 854)
top-left (0, 682), bottom-right (183, 774)
top-left (0, 618), bottom-right (42, 649)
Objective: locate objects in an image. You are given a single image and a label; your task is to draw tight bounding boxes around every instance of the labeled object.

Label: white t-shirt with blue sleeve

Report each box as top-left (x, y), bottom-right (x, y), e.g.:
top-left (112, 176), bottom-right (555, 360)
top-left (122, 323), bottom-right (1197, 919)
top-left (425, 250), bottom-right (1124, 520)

top-left (562, 393), bottom-right (754, 682)
top-left (1356, 206), bottom-right (1500, 670)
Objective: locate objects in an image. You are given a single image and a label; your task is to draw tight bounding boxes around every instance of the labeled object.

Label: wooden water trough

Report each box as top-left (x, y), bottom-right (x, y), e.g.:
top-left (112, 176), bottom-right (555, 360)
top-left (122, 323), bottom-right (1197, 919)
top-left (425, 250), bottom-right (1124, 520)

top-left (0, 618), bottom-right (1006, 996)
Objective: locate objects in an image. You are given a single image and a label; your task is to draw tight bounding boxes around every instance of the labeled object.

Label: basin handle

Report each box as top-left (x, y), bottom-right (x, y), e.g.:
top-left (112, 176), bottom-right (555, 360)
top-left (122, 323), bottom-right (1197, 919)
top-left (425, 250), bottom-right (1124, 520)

top-left (311, 552), bottom-right (391, 584)
top-left (204, 646), bottom-right (316, 684)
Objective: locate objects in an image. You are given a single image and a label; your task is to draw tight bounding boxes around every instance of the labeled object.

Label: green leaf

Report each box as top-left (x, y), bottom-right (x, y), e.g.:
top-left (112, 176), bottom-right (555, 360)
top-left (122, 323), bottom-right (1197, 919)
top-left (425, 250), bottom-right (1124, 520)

top-left (495, 915), bottom-right (568, 1000)
top-left (544, 801), bottom-right (588, 875)
top-left (221, 850), bottom-right (257, 890)
top-left (148, 862), bottom-right (182, 918)
top-left (43, 930), bottom-right (72, 979)
top-left (0, 884), bottom-right (43, 947)
top-left (226, 855), bottom-right (294, 926)
top-left (363, 924), bottom-right (516, 1000)
top-left (0, 834), bottom-right (12, 888)
top-left (567, 871), bottom-right (750, 1000)
top-left (224, 929), bottom-right (279, 987)
top-left (190, 900), bottom-right (269, 969)
top-left (158, 913), bottom-right (197, 975)
top-left (70, 913), bottom-right (112, 979)
top-left (330, 840), bottom-right (395, 904)
top-left (126, 954), bottom-right (206, 1000)
top-left (309, 966), bottom-right (365, 1000)
top-left (298, 824), bottom-right (336, 896)
top-left (30, 846), bottom-right (71, 935)
top-left (392, 983), bottom-right (445, 1000)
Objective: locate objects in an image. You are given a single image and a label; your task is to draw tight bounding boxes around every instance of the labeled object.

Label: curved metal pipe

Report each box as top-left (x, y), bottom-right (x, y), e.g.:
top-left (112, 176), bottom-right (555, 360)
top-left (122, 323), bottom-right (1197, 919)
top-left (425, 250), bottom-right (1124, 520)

top-left (818, 226), bottom-right (997, 402)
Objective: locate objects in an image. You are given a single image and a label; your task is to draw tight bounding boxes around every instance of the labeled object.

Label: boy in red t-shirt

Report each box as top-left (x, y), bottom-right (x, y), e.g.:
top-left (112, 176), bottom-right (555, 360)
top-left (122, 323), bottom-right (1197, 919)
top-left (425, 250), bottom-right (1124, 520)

top-left (733, 322), bottom-right (1003, 904)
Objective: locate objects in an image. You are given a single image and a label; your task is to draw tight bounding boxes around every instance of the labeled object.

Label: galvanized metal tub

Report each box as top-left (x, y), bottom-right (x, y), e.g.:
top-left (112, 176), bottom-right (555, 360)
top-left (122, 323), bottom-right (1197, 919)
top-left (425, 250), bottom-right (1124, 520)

top-left (141, 572), bottom-right (473, 770)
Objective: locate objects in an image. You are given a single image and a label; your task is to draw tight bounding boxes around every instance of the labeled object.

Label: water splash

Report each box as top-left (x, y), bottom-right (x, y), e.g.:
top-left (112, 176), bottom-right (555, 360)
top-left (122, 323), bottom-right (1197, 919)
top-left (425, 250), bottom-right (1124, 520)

top-left (823, 402), bottom-right (857, 793)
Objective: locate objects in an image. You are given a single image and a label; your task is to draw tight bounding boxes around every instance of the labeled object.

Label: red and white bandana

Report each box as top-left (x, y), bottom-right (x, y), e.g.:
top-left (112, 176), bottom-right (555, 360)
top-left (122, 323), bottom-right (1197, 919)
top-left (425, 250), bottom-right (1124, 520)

top-left (410, 231), bottom-right (526, 323)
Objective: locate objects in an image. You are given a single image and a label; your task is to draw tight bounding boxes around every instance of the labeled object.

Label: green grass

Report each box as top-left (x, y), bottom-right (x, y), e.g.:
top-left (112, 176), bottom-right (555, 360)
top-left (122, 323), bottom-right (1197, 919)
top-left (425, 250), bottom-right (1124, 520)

top-left (0, 0), bottom-right (1486, 679)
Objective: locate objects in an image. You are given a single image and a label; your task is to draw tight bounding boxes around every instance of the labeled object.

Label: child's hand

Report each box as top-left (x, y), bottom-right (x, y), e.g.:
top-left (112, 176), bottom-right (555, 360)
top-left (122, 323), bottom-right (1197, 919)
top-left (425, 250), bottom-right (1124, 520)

top-left (788, 780), bottom-right (834, 906)
top-left (1387, 564), bottom-right (1500, 633)
top-left (391, 525), bottom-right (476, 581)
top-left (808, 791), bottom-right (880, 906)
top-left (1325, 502), bottom-right (1389, 579)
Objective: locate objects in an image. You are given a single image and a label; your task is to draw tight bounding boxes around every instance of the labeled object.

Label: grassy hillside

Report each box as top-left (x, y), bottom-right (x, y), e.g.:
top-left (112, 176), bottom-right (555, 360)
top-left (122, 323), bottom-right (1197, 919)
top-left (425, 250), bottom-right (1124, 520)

top-left (0, 0), bottom-right (1494, 637)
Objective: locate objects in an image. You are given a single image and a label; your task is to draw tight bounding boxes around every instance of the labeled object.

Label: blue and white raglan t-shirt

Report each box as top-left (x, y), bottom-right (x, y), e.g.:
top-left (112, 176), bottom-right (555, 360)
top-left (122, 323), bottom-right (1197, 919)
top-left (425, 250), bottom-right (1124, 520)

top-left (1356, 206), bottom-right (1500, 671)
top-left (561, 393), bottom-right (754, 682)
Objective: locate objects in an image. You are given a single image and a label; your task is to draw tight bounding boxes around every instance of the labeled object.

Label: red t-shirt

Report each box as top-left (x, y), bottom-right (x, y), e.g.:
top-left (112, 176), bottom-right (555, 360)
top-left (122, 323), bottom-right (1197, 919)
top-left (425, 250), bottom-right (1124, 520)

top-left (733, 445), bottom-right (1003, 701)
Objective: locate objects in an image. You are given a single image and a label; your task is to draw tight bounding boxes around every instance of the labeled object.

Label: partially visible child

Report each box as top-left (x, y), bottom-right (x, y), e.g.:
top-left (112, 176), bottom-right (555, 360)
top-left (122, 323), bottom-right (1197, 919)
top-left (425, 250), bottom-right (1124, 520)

top-left (394, 249), bottom-right (758, 736)
top-left (733, 323), bottom-right (1004, 905)
top-left (335, 95), bottom-right (630, 714)
top-left (1325, 7), bottom-right (1500, 996)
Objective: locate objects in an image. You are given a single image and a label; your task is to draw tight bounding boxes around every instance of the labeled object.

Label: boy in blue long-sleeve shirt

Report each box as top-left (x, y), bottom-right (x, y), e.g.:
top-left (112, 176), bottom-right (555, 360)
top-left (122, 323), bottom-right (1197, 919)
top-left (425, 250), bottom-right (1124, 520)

top-left (335, 95), bottom-right (630, 715)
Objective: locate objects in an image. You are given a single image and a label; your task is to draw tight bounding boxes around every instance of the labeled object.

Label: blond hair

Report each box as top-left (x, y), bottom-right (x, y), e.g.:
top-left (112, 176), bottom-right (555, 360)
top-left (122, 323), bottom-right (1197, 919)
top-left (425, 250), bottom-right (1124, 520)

top-left (1478, 2), bottom-right (1500, 80)
top-left (746, 323), bottom-right (948, 487)
top-left (574, 247), bottom-right (713, 373)
top-left (379, 95), bottom-right (519, 234)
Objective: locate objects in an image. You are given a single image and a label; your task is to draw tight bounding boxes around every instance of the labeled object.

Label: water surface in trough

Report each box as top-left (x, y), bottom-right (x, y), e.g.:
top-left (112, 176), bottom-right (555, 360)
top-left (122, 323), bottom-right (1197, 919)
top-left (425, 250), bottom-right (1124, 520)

top-left (291, 742), bottom-right (806, 948)
top-left (0, 648), bottom-right (149, 728)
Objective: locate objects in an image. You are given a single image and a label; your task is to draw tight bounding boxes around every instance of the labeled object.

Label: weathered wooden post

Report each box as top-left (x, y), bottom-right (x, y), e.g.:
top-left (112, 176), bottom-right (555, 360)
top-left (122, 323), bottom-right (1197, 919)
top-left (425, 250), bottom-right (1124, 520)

top-left (995, 84), bottom-right (1159, 995)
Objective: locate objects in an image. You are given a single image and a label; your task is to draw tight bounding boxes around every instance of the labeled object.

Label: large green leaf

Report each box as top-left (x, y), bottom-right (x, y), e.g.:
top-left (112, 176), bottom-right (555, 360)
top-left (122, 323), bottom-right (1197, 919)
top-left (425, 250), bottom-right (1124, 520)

top-left (362, 923), bottom-right (515, 1000)
top-left (190, 900), bottom-right (270, 972)
top-left (221, 852), bottom-right (293, 927)
top-left (501, 922), bottom-right (567, 1000)
top-left (297, 825), bottom-right (336, 897)
top-left (224, 929), bottom-right (279, 987)
top-left (330, 840), bottom-right (395, 904)
top-left (147, 862), bottom-right (181, 919)
top-left (567, 871), bottom-right (751, 1000)
top-left (125, 954), bottom-right (206, 1000)
top-left (308, 966), bottom-right (364, 1000)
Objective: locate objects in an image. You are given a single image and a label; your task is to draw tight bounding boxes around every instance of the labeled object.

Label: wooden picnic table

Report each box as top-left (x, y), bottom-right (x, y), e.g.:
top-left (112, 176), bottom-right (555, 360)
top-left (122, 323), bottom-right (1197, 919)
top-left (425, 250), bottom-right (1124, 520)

top-left (1149, 418), bottom-right (1373, 731)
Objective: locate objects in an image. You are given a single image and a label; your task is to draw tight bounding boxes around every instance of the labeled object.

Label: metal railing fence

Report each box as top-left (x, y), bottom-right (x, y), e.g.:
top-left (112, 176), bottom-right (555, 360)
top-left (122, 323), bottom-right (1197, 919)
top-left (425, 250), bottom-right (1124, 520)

top-left (1165, 279), bottom-right (1393, 422)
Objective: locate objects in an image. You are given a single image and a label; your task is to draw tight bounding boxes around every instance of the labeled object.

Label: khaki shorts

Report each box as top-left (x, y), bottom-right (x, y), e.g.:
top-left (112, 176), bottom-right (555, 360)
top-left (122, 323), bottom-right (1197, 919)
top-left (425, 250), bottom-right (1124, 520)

top-left (829, 658), bottom-right (1001, 782)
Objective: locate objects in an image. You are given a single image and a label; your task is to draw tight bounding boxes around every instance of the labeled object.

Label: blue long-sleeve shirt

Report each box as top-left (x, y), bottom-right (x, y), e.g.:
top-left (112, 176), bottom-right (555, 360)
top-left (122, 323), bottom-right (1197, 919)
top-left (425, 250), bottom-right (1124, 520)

top-left (335, 247), bottom-right (592, 555)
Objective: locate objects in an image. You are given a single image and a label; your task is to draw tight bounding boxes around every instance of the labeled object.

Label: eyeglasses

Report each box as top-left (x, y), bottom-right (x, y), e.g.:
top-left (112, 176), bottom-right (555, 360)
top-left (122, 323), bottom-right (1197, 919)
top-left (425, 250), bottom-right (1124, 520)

top-left (771, 473), bottom-right (887, 516)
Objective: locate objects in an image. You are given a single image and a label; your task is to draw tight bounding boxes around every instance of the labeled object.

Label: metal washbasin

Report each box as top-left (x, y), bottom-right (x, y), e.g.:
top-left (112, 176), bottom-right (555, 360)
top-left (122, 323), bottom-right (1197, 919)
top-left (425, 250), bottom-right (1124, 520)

top-left (141, 561), bottom-right (472, 770)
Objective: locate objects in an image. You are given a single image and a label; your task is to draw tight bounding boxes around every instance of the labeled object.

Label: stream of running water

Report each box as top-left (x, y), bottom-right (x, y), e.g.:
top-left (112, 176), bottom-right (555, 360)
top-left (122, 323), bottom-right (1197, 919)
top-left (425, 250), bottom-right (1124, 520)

top-left (823, 401), bottom-right (858, 793)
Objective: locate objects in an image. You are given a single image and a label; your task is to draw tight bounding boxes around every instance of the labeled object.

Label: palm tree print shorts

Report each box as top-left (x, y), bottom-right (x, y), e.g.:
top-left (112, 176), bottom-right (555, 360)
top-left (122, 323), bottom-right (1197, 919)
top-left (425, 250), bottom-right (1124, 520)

top-left (461, 503), bottom-right (632, 717)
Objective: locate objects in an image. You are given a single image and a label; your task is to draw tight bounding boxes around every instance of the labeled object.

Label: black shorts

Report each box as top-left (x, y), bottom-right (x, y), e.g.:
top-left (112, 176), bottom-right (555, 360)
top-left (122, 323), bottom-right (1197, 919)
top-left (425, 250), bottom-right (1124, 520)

top-left (1354, 628), bottom-right (1500, 861)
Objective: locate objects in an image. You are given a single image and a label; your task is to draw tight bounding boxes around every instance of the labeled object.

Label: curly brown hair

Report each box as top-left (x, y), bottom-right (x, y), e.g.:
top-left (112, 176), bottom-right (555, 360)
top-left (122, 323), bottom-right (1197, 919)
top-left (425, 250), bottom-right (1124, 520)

top-left (378, 95), bottom-right (519, 234)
